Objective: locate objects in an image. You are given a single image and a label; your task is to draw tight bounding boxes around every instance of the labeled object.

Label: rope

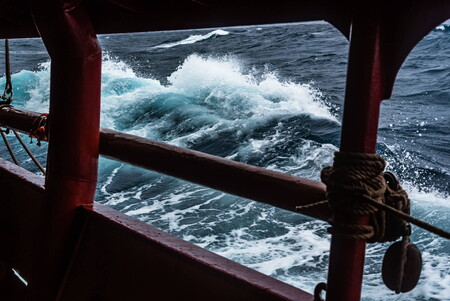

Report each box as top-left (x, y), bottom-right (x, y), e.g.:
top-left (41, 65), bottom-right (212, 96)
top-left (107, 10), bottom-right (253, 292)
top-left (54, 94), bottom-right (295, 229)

top-left (0, 41), bottom-right (46, 173)
top-left (0, 125), bottom-right (47, 174)
top-left (295, 200), bottom-right (328, 211)
top-left (29, 113), bottom-right (48, 144)
top-left (366, 197), bottom-right (450, 239)
top-left (0, 128), bottom-right (19, 165)
top-left (1, 39), bottom-right (13, 104)
top-left (12, 130), bottom-right (46, 175)
top-left (395, 236), bottom-right (409, 294)
top-left (325, 152), bottom-right (387, 241)
top-left (296, 152), bottom-right (450, 241)
top-left (0, 40), bottom-right (46, 173)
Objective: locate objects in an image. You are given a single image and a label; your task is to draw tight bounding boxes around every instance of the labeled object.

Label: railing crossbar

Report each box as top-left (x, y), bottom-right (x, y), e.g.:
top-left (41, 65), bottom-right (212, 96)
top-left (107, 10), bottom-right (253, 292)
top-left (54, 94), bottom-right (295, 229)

top-left (0, 107), bottom-right (329, 221)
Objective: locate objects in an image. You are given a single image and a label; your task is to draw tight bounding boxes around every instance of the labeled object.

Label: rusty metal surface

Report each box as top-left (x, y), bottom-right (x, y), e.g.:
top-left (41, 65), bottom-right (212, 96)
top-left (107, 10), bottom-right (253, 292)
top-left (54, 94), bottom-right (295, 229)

top-left (100, 128), bottom-right (329, 221)
top-left (0, 0), bottom-right (38, 38)
top-left (58, 203), bottom-right (313, 300)
top-left (87, 0), bottom-right (350, 37)
top-left (325, 14), bottom-right (383, 299)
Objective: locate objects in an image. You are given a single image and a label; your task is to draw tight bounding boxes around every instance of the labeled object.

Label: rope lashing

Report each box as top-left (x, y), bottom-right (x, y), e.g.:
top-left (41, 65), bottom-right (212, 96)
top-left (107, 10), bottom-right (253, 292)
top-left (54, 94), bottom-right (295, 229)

top-left (13, 130), bottom-right (46, 174)
top-left (296, 151), bottom-right (449, 295)
top-left (0, 39), bottom-right (47, 174)
top-left (0, 124), bottom-right (46, 174)
top-left (296, 152), bottom-right (450, 240)
top-left (29, 113), bottom-right (48, 145)
top-left (321, 152), bottom-right (387, 241)
top-left (0, 127), bottom-right (19, 165)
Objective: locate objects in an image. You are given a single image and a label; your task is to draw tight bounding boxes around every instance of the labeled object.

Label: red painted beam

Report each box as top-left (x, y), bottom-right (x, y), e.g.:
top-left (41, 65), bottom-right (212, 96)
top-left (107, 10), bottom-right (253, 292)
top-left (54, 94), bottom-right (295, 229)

top-left (325, 15), bottom-right (383, 301)
top-left (0, 158), bottom-right (45, 300)
top-left (326, 3), bottom-right (450, 300)
top-left (0, 0), bottom-right (350, 39)
top-left (58, 203), bottom-right (313, 300)
top-left (0, 108), bottom-right (329, 221)
top-left (28, 1), bottom-right (102, 299)
top-left (0, 107), bottom-right (47, 139)
top-left (0, 151), bottom-right (314, 300)
top-left (100, 128), bottom-right (329, 221)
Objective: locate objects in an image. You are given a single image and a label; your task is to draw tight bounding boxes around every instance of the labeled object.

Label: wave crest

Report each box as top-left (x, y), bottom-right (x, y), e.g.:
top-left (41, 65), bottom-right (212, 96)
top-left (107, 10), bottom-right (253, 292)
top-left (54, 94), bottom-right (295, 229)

top-left (153, 29), bottom-right (230, 49)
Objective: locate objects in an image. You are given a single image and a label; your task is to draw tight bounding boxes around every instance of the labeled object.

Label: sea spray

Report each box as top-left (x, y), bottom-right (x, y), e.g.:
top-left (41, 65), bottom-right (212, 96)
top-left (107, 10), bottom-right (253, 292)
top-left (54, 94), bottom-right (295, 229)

top-left (1, 22), bottom-right (448, 300)
top-left (153, 29), bottom-right (230, 49)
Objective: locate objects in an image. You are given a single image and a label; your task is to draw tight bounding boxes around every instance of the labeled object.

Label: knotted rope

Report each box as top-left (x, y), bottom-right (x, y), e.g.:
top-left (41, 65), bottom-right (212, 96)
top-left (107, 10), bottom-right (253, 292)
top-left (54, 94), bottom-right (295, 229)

top-left (297, 151), bottom-right (449, 297)
top-left (296, 152), bottom-right (450, 241)
top-left (321, 152), bottom-right (404, 242)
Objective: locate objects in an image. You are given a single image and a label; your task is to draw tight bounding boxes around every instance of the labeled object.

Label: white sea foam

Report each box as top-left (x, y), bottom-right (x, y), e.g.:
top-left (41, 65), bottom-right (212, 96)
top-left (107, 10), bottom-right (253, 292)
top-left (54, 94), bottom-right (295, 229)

top-left (94, 54), bottom-right (338, 145)
top-left (435, 24), bottom-right (450, 31)
top-left (359, 181), bottom-right (450, 300)
top-left (20, 62), bottom-right (51, 112)
top-left (405, 183), bottom-right (450, 210)
top-left (153, 29), bottom-right (229, 49)
top-left (362, 246), bottom-right (450, 301)
top-left (160, 55), bottom-right (338, 150)
top-left (12, 51), bottom-right (449, 300)
top-left (102, 53), bottom-right (136, 78)
top-left (100, 165), bottom-right (122, 195)
top-left (166, 54), bottom-right (336, 121)
top-left (15, 53), bottom-right (337, 141)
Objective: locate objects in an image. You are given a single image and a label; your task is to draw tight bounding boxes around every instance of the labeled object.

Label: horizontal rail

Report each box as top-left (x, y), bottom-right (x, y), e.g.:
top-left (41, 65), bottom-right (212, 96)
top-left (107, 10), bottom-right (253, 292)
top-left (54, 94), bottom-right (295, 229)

top-left (60, 203), bottom-right (314, 300)
top-left (100, 129), bottom-right (329, 220)
top-left (0, 153), bottom-right (313, 300)
top-left (0, 106), bottom-right (46, 138)
top-left (0, 107), bottom-right (329, 221)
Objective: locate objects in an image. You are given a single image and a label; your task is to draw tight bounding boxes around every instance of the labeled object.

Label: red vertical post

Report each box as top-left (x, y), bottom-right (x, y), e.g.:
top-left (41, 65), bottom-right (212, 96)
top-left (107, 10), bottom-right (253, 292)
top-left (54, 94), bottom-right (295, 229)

top-left (28, 1), bottom-right (101, 300)
top-left (325, 15), bottom-right (385, 301)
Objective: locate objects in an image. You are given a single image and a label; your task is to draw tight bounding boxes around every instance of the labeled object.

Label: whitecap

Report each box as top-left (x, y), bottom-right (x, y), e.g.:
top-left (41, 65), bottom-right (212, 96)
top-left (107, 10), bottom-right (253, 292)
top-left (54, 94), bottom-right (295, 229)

top-left (152, 29), bottom-right (230, 49)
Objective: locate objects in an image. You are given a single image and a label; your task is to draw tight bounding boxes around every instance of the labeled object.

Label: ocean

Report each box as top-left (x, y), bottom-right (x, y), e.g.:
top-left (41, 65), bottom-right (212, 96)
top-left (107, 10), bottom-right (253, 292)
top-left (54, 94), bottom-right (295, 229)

top-left (1, 21), bottom-right (449, 300)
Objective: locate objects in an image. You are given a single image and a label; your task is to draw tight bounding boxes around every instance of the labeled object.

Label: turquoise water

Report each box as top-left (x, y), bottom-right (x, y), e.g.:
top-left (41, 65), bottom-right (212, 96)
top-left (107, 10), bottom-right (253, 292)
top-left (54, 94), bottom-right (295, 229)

top-left (1, 21), bottom-right (449, 300)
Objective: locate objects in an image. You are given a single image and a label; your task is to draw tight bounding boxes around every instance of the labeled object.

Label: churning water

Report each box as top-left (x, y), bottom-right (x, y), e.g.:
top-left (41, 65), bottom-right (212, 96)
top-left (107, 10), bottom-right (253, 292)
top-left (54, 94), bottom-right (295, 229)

top-left (1, 21), bottom-right (449, 300)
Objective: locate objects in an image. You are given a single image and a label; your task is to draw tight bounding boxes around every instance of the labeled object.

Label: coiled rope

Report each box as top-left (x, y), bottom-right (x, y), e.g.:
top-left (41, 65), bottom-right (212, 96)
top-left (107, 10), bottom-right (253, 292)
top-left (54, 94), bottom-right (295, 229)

top-left (299, 152), bottom-right (448, 297)
top-left (296, 152), bottom-right (450, 241)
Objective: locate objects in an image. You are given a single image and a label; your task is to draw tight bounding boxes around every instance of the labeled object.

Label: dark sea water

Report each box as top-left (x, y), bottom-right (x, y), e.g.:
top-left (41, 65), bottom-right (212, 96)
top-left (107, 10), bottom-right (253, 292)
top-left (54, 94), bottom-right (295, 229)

top-left (1, 21), bottom-right (449, 300)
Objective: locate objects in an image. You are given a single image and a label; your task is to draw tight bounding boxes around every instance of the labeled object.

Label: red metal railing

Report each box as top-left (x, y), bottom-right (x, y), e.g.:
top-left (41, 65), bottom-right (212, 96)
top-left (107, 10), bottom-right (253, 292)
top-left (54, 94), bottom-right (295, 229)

top-left (0, 107), bottom-right (329, 222)
top-left (0, 1), bottom-right (448, 300)
top-left (27, 1), bottom-right (102, 299)
top-left (0, 157), bottom-right (316, 300)
top-left (0, 107), bottom-right (326, 300)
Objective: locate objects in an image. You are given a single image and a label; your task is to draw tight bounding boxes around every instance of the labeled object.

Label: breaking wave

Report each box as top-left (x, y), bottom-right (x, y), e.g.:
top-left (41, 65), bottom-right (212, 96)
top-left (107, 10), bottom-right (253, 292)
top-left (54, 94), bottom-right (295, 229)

top-left (153, 29), bottom-right (230, 49)
top-left (3, 47), bottom-right (449, 300)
